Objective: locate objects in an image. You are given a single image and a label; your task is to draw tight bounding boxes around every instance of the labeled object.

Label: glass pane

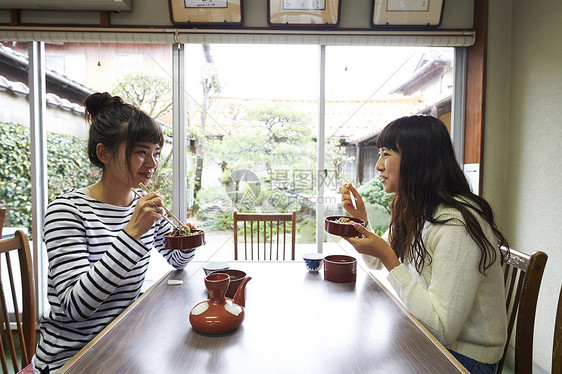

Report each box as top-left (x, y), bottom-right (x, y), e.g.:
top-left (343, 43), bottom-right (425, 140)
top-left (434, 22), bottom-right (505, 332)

top-left (41, 42), bottom-right (174, 210)
top-left (324, 46), bottom-right (454, 250)
top-left (0, 42), bottom-right (32, 316)
top-left (0, 42), bottom-right (31, 237)
top-left (41, 42), bottom-right (174, 284)
top-left (185, 44), bottom-right (319, 261)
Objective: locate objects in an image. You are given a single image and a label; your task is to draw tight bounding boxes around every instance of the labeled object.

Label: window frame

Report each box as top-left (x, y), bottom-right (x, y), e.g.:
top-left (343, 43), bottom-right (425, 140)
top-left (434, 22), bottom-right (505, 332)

top-left (23, 41), bottom-right (467, 318)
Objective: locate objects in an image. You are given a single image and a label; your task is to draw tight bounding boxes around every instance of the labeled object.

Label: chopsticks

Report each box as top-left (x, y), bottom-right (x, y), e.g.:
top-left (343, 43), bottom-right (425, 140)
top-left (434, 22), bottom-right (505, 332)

top-left (130, 187), bottom-right (180, 231)
top-left (137, 182), bottom-right (190, 232)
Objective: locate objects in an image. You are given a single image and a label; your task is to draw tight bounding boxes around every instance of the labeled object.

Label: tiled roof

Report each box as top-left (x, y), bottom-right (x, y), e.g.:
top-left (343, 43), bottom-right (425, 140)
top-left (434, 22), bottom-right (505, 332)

top-left (0, 75), bottom-right (84, 114)
top-left (0, 43), bottom-right (93, 96)
top-left (45, 93), bottom-right (85, 114)
top-left (0, 43), bottom-right (92, 116)
top-left (0, 75), bottom-right (85, 114)
top-left (190, 95), bottom-right (427, 143)
top-left (0, 75), bottom-right (28, 96)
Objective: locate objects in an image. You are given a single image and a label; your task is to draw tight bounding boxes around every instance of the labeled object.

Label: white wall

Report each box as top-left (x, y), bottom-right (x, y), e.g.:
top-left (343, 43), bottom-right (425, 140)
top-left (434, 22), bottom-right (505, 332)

top-left (485, 0), bottom-right (562, 372)
top-left (0, 0), bottom-right (473, 29)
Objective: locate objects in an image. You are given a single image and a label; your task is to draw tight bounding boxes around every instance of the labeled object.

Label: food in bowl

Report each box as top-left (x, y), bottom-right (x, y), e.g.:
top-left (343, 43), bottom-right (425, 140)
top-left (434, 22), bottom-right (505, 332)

top-left (324, 216), bottom-right (365, 237)
top-left (332, 217), bottom-right (354, 224)
top-left (167, 226), bottom-right (199, 237)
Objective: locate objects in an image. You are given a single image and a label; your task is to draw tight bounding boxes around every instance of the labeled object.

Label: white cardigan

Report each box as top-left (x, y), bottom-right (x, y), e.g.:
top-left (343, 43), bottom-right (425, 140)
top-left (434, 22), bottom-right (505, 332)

top-left (363, 203), bottom-right (507, 364)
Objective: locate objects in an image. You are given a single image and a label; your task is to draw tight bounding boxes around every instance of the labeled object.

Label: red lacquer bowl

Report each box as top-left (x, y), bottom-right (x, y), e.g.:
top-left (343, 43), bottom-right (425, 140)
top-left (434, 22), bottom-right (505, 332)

top-left (324, 216), bottom-right (365, 237)
top-left (324, 255), bottom-right (357, 283)
top-left (163, 231), bottom-right (205, 250)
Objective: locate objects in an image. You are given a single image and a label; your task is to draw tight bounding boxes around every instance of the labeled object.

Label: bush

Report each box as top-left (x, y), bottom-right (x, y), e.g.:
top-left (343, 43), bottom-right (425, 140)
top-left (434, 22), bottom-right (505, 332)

top-left (357, 178), bottom-right (393, 235)
top-left (357, 178), bottom-right (393, 215)
top-left (0, 121), bottom-right (97, 233)
top-left (46, 131), bottom-right (97, 203)
top-left (0, 122), bottom-right (32, 229)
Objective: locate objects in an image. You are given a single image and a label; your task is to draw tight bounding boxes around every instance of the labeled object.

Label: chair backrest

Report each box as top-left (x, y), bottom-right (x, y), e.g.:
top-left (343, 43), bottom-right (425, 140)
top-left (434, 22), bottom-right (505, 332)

top-left (0, 230), bottom-right (35, 374)
top-left (0, 208), bottom-right (6, 238)
top-left (497, 246), bottom-right (547, 374)
top-left (553, 285), bottom-right (562, 374)
top-left (233, 211), bottom-right (296, 261)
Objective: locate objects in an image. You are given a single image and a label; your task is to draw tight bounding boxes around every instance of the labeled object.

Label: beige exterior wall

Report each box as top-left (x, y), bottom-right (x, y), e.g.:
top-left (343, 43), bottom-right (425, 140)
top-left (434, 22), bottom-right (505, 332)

top-left (0, 92), bottom-right (30, 125)
top-left (0, 92), bottom-right (86, 137)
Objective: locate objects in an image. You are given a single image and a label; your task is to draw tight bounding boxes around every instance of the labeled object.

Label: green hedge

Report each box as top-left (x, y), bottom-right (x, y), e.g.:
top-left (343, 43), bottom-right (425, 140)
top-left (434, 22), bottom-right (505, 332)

top-left (0, 121), bottom-right (96, 233)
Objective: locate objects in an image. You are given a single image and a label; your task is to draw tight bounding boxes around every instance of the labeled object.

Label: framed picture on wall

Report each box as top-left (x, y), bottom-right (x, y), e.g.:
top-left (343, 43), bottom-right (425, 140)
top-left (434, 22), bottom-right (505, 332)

top-left (268, 0), bottom-right (341, 28)
top-left (371, 0), bottom-right (445, 28)
top-left (168, 0), bottom-right (243, 27)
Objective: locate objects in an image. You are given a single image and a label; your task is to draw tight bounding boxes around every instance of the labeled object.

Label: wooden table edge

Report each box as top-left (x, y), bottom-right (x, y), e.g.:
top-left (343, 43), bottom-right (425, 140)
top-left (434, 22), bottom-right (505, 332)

top-left (58, 270), bottom-right (173, 373)
top-left (366, 270), bottom-right (470, 374)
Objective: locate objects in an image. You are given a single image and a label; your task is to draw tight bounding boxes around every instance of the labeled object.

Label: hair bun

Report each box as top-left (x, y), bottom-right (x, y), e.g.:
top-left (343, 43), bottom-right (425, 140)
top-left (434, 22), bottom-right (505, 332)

top-left (83, 92), bottom-right (125, 123)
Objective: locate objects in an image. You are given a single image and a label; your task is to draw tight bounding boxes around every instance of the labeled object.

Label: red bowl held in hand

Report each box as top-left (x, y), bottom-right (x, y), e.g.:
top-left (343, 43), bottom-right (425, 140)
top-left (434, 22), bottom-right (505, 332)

top-left (324, 216), bottom-right (365, 238)
top-left (163, 231), bottom-right (205, 250)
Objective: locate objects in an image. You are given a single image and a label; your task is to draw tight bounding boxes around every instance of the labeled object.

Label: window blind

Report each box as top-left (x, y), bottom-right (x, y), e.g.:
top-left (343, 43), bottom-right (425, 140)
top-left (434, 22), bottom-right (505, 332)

top-left (0, 28), bottom-right (475, 47)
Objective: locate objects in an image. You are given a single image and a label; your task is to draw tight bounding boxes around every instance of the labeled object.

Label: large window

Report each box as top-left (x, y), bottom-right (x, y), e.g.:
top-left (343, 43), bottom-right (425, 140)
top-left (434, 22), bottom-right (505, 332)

top-left (1, 40), bottom-right (459, 312)
top-left (180, 44), bottom-right (455, 260)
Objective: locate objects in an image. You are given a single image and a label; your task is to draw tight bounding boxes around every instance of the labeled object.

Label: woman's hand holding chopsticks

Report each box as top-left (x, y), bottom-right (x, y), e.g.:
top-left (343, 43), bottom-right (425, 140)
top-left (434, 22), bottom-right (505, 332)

top-left (125, 190), bottom-right (166, 240)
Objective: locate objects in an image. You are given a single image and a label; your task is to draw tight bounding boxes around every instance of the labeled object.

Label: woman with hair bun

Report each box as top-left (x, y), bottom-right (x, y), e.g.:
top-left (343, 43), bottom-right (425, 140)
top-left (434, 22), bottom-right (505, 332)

top-left (339, 115), bottom-right (509, 374)
top-left (32, 92), bottom-right (199, 373)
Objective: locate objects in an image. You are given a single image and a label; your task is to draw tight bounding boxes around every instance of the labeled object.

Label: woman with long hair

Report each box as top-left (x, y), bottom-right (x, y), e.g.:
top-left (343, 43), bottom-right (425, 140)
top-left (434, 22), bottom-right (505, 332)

top-left (33, 93), bottom-right (199, 373)
top-left (340, 115), bottom-right (508, 374)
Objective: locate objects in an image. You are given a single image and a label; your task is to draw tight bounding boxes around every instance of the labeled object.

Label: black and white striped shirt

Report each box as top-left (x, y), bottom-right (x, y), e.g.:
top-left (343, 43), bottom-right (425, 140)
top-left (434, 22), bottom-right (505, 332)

top-left (32, 188), bottom-right (196, 372)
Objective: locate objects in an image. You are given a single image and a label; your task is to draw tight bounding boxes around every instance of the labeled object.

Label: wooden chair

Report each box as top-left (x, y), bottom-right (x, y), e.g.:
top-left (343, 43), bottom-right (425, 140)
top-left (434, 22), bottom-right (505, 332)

top-left (553, 285), bottom-right (562, 374)
top-left (498, 247), bottom-right (548, 374)
top-left (233, 211), bottom-right (296, 261)
top-left (0, 230), bottom-right (35, 374)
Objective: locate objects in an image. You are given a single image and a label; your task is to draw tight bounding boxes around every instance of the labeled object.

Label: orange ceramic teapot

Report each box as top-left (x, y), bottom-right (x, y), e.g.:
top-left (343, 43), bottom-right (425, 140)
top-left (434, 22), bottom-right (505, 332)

top-left (189, 272), bottom-right (251, 335)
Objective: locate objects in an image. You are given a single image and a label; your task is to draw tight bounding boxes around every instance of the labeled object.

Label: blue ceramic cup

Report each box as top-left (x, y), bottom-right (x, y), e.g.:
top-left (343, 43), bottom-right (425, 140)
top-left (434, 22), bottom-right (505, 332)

top-left (302, 253), bottom-right (325, 272)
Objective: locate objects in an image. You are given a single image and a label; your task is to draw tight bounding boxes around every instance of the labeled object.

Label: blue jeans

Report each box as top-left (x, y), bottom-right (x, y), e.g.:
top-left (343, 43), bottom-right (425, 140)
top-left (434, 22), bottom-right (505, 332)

top-left (448, 350), bottom-right (498, 374)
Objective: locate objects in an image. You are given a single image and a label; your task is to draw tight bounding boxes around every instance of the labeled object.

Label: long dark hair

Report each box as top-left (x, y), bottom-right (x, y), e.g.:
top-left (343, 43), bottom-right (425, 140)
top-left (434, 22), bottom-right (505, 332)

top-left (376, 115), bottom-right (508, 274)
top-left (83, 92), bottom-right (163, 178)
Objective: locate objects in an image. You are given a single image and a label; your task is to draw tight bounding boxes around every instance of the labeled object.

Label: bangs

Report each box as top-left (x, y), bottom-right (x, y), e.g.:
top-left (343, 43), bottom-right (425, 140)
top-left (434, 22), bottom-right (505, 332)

top-left (128, 109), bottom-right (164, 147)
top-left (375, 118), bottom-right (401, 152)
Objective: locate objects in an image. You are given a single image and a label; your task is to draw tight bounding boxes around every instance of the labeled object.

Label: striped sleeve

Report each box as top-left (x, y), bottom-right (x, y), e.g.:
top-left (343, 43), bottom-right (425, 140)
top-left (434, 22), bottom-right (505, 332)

top-left (44, 196), bottom-right (150, 321)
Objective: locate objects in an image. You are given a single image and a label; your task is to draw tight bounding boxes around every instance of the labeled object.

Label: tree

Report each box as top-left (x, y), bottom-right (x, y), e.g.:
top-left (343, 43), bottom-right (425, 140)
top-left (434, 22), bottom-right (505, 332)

top-left (325, 137), bottom-right (355, 185)
top-left (112, 73), bottom-right (173, 120)
top-left (207, 104), bottom-right (315, 177)
top-left (193, 60), bottom-right (222, 210)
top-left (199, 104), bottom-right (317, 221)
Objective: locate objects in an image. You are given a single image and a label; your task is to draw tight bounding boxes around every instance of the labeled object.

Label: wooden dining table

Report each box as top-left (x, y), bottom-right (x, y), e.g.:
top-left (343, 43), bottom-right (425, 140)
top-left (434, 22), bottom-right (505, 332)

top-left (59, 260), bottom-right (468, 374)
